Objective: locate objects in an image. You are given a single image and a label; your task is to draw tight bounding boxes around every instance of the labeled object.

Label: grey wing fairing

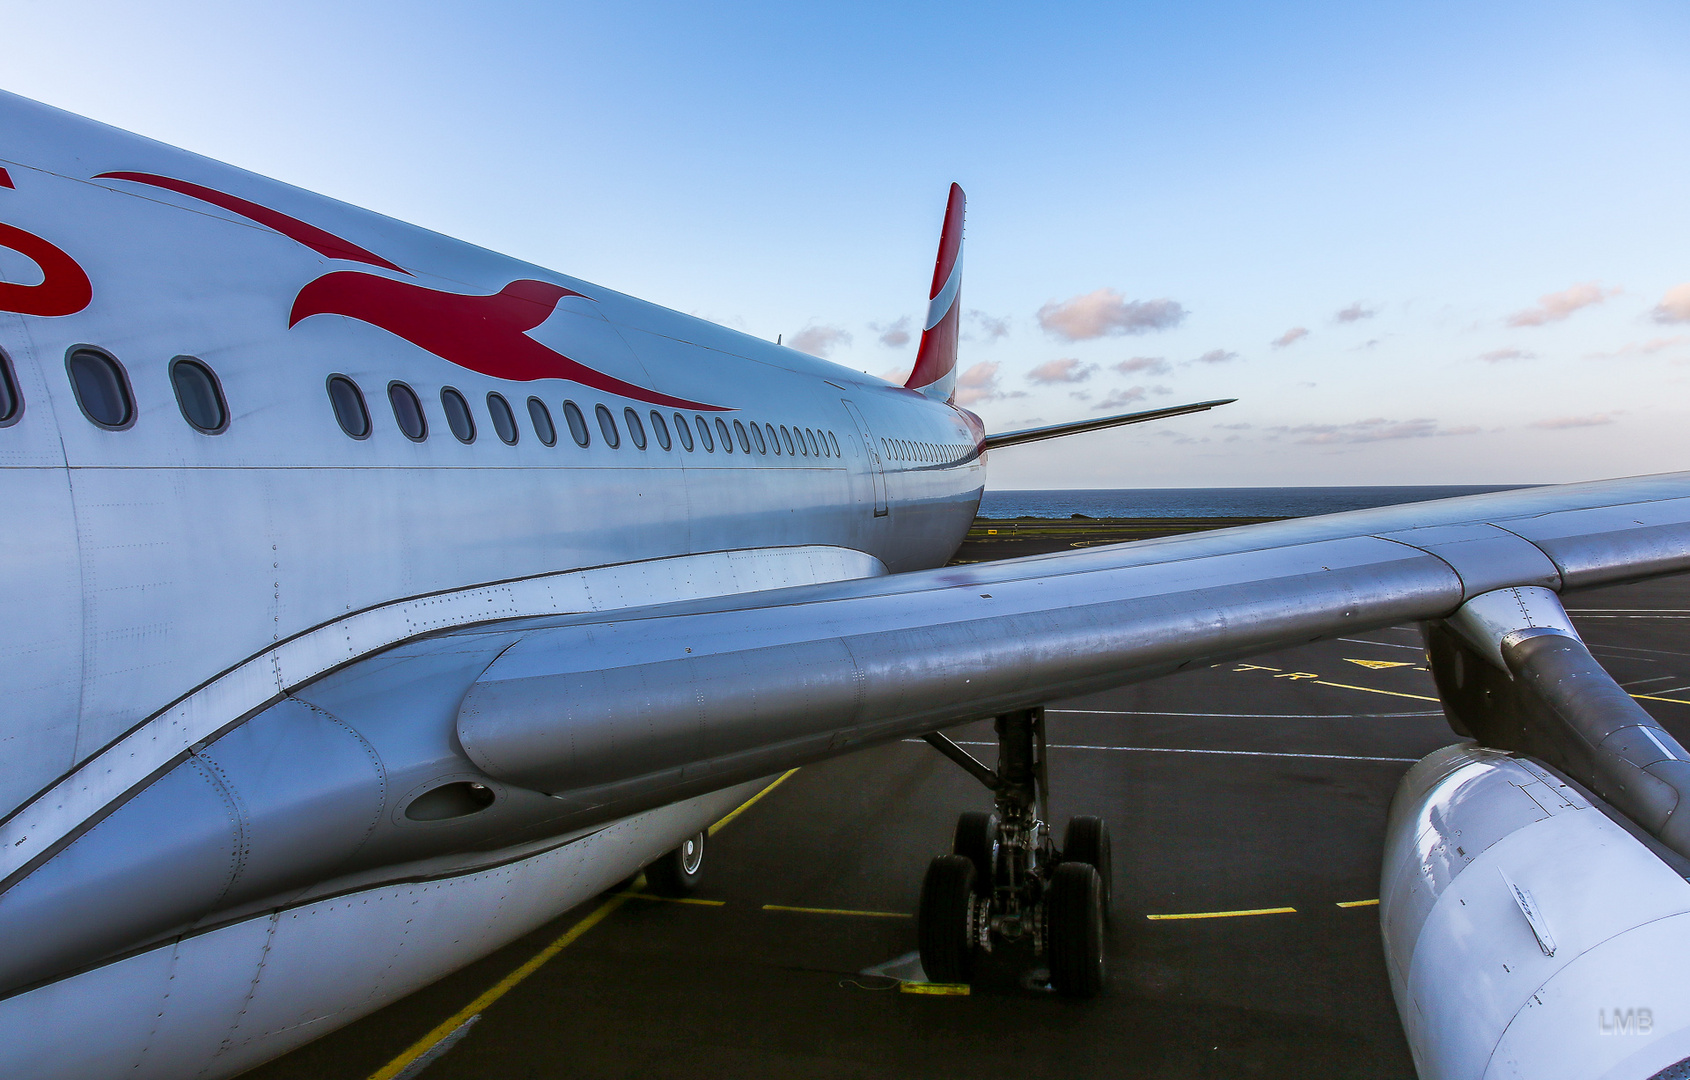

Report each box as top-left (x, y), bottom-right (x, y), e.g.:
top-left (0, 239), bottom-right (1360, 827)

top-left (456, 472), bottom-right (1690, 802)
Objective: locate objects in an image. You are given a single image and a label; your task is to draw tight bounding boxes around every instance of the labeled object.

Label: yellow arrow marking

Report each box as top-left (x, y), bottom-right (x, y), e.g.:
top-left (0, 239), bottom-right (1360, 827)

top-left (1345, 659), bottom-right (1415, 670)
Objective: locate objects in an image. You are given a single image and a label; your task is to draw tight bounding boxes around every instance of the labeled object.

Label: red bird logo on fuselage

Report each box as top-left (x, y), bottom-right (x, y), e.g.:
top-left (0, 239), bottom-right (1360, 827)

top-left (94, 172), bottom-right (725, 411)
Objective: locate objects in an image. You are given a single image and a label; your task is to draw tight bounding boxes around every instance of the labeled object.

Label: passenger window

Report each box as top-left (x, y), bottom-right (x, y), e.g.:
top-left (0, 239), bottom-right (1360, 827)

top-left (751, 423), bottom-right (767, 454)
top-left (563, 400), bottom-right (590, 446)
top-left (624, 407), bottom-right (647, 449)
top-left (441, 387), bottom-right (475, 442)
top-left (172, 357), bottom-right (229, 434)
top-left (596, 403), bottom-right (621, 448)
top-left (828, 431), bottom-right (840, 456)
top-left (715, 416), bottom-right (733, 453)
top-left (764, 423), bottom-right (779, 455)
top-left (68, 348), bottom-right (135, 430)
top-left (806, 428), bottom-right (820, 456)
top-left (0, 348), bottom-right (19, 425)
top-left (733, 419), bottom-right (750, 453)
top-left (488, 393), bottom-right (519, 445)
top-left (386, 381), bottom-right (425, 441)
top-left (674, 411), bottom-right (694, 451)
top-left (695, 414), bottom-right (714, 451)
top-left (528, 397), bottom-right (557, 446)
top-left (780, 426), bottom-right (794, 455)
top-left (650, 410), bottom-right (672, 450)
top-left (325, 375), bottom-right (369, 438)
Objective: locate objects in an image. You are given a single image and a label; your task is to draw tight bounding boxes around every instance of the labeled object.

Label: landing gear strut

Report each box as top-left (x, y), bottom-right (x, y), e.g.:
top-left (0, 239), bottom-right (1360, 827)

top-left (917, 708), bottom-right (1110, 997)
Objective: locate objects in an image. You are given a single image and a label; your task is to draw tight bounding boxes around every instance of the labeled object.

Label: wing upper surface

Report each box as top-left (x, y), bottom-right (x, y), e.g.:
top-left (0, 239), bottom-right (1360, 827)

top-left (455, 472), bottom-right (1690, 802)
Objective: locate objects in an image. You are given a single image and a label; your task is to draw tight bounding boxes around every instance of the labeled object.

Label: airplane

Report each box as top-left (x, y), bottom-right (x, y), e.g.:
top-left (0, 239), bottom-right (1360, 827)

top-left (1, 87), bottom-right (1689, 1080)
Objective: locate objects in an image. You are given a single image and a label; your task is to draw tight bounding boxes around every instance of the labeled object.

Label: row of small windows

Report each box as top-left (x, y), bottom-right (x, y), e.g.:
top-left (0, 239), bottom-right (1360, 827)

top-left (882, 436), bottom-right (969, 465)
top-left (0, 346), bottom-right (230, 434)
top-left (327, 374), bottom-right (845, 460)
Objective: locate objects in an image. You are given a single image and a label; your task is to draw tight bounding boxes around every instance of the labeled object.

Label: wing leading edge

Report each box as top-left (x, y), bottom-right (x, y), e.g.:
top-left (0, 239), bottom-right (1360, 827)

top-left (455, 473), bottom-right (1690, 808)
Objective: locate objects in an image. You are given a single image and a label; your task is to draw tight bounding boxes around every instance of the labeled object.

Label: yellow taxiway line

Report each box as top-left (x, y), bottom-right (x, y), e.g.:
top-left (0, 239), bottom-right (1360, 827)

top-left (366, 769), bottom-right (798, 1080)
top-left (1147, 906), bottom-right (1297, 921)
top-left (763, 904), bottom-right (912, 918)
top-left (1336, 898), bottom-right (1381, 908)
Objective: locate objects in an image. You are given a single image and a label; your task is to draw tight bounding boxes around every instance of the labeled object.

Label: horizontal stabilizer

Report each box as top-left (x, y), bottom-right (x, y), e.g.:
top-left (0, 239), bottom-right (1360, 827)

top-left (981, 398), bottom-right (1236, 452)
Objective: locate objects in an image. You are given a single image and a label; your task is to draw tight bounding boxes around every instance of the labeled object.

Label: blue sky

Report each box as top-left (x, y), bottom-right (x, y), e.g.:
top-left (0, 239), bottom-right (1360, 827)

top-left (7, 0), bottom-right (1689, 486)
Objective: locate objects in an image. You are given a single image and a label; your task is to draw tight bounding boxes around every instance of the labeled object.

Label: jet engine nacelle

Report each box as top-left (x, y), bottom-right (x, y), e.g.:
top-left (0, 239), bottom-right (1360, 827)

top-left (1382, 743), bottom-right (1690, 1080)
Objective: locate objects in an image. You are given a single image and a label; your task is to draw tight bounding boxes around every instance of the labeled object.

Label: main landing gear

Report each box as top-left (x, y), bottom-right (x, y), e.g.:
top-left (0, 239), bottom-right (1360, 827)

top-left (917, 707), bottom-right (1111, 997)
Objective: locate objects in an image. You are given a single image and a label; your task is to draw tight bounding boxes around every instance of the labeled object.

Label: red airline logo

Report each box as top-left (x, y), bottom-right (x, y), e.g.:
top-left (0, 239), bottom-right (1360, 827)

top-left (0, 222), bottom-right (92, 318)
top-left (94, 172), bottom-right (725, 410)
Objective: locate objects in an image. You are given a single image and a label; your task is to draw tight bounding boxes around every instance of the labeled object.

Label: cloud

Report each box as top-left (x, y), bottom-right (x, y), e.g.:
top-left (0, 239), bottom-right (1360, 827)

top-left (870, 317), bottom-right (911, 348)
top-left (1585, 336), bottom-right (1687, 359)
top-left (1068, 391), bottom-right (1091, 401)
top-left (967, 310), bottom-right (1012, 341)
top-left (1273, 417), bottom-right (1481, 444)
top-left (879, 366), bottom-right (912, 385)
top-left (1531, 413), bottom-right (1617, 429)
top-left (1272, 327), bottom-right (1309, 348)
top-left (1653, 284), bottom-right (1690, 324)
top-left (1113, 356), bottom-right (1169, 375)
top-left (1037, 288), bottom-right (1186, 340)
top-left (1190, 349), bottom-right (1240, 364)
top-left (1478, 348), bottom-right (1536, 363)
top-left (1096, 387), bottom-right (1149, 411)
top-left (954, 361), bottom-right (1002, 406)
top-left (1027, 357), bottom-right (1098, 384)
top-left (1507, 282), bottom-right (1615, 327)
top-left (789, 324), bottom-right (852, 357)
top-left (1334, 303), bottom-right (1376, 323)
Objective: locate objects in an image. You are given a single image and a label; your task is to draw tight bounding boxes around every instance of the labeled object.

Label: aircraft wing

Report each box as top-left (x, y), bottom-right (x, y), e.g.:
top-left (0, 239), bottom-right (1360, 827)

top-left (455, 471), bottom-right (1690, 805)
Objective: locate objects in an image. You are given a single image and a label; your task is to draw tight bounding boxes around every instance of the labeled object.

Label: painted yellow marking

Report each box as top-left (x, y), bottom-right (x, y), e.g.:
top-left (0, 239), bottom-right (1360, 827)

top-left (1234, 664), bottom-right (1281, 672)
top-left (1632, 694), bottom-right (1690, 706)
top-left (901, 982), bottom-right (971, 995)
top-left (1345, 659), bottom-right (1415, 670)
top-left (709, 768), bottom-right (799, 835)
top-left (1274, 671), bottom-right (1320, 680)
top-left (365, 893), bottom-right (627, 1080)
top-left (1313, 680), bottom-right (1441, 703)
top-left (618, 891), bottom-right (726, 907)
top-left (1147, 906), bottom-right (1297, 921)
top-left (762, 904), bottom-right (913, 918)
top-left (1337, 898), bottom-right (1381, 908)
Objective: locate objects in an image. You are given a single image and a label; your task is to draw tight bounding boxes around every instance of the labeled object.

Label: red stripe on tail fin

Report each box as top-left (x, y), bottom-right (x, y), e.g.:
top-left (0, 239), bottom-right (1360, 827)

top-left (905, 184), bottom-right (965, 402)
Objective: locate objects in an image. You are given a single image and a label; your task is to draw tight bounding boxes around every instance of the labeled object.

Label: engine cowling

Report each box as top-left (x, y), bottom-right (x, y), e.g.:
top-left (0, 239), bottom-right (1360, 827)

top-left (1382, 743), bottom-right (1690, 1080)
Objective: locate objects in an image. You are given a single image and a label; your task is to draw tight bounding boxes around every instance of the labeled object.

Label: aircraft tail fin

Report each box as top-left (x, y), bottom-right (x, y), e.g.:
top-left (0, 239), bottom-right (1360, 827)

top-left (905, 183), bottom-right (965, 402)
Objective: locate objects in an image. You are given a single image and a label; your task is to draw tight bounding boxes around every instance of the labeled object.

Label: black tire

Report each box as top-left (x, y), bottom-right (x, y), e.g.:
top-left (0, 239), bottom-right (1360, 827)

top-left (952, 811), bottom-right (999, 889)
top-left (644, 829), bottom-right (707, 897)
top-left (1046, 861), bottom-right (1106, 998)
top-left (1062, 815), bottom-right (1113, 912)
top-left (918, 854), bottom-right (977, 984)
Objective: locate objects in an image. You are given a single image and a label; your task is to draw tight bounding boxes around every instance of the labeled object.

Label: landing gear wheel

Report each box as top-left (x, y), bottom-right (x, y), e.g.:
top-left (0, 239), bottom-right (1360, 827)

top-left (953, 811), bottom-right (1000, 888)
top-left (1062, 815), bottom-right (1113, 913)
top-left (1046, 861), bottom-right (1106, 998)
top-left (644, 829), bottom-right (707, 897)
top-left (918, 854), bottom-right (978, 984)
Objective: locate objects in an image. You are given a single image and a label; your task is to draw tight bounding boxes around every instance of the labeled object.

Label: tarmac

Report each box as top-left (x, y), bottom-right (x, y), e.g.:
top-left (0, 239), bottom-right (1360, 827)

top-left (248, 552), bottom-right (1690, 1080)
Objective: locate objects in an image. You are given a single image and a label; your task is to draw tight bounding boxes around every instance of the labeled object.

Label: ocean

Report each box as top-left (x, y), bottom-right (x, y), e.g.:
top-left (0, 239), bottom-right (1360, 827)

top-left (977, 486), bottom-right (1533, 520)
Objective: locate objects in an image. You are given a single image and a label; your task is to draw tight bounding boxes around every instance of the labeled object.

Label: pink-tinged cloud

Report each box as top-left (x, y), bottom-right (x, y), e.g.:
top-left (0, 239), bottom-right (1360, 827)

top-left (1275, 418), bottom-right (1480, 444)
top-left (789, 324), bottom-right (852, 357)
top-left (871, 316), bottom-right (911, 347)
top-left (1531, 414), bottom-right (1617, 429)
top-left (1113, 356), bottom-right (1169, 375)
top-left (1507, 283), bottom-right (1616, 327)
top-left (1653, 284), bottom-right (1690, 324)
top-left (1095, 386), bottom-right (1149, 411)
top-left (879, 366), bottom-right (912, 385)
top-left (1585, 336), bottom-right (1687, 359)
top-left (1027, 357), bottom-right (1098, 384)
top-left (1478, 348), bottom-right (1536, 363)
top-left (1036, 288), bottom-right (1186, 340)
top-left (954, 361), bottom-right (1001, 406)
top-left (1191, 348), bottom-right (1239, 364)
top-left (1272, 327), bottom-right (1309, 348)
top-left (1334, 303), bottom-right (1376, 323)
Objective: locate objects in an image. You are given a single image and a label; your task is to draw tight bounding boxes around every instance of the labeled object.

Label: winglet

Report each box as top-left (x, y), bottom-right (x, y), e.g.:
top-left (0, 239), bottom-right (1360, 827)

top-left (905, 183), bottom-right (965, 402)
